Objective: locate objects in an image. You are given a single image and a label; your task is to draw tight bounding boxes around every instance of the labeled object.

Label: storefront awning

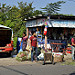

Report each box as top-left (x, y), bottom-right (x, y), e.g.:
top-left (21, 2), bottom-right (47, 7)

top-left (47, 20), bottom-right (75, 28)
top-left (26, 23), bottom-right (44, 27)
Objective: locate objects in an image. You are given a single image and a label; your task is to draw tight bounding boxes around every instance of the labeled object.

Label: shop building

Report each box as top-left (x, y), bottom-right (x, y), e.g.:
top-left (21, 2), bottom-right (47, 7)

top-left (25, 15), bottom-right (75, 49)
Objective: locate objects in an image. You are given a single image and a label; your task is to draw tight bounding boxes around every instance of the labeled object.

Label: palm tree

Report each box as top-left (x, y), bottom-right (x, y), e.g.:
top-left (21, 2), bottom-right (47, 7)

top-left (41, 1), bottom-right (65, 15)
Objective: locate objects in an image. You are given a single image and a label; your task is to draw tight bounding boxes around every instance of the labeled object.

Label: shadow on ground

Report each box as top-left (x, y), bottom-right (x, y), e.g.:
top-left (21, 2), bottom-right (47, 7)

top-left (0, 66), bottom-right (28, 75)
top-left (69, 72), bottom-right (75, 75)
top-left (62, 71), bottom-right (75, 75)
top-left (42, 62), bottom-right (56, 65)
top-left (0, 53), bottom-right (10, 58)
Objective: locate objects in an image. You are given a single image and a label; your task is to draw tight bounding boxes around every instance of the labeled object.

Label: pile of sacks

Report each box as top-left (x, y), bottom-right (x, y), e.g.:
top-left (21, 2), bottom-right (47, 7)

top-left (16, 51), bottom-right (27, 61)
top-left (16, 45), bottom-right (31, 61)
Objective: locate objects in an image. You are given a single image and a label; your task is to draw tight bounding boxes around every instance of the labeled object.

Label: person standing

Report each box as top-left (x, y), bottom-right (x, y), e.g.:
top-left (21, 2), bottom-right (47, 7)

top-left (36, 28), bottom-right (40, 37)
top-left (30, 31), bottom-right (38, 62)
top-left (71, 34), bottom-right (75, 61)
top-left (19, 32), bottom-right (29, 52)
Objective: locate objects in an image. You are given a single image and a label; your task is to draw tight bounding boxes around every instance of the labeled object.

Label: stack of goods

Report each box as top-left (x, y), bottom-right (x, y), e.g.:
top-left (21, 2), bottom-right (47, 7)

top-left (16, 45), bottom-right (31, 61)
top-left (66, 47), bottom-right (72, 54)
top-left (16, 51), bottom-right (27, 61)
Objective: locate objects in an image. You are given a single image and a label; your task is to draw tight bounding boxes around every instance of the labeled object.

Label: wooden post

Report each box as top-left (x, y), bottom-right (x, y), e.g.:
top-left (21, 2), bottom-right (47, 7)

top-left (26, 27), bottom-right (29, 37)
top-left (45, 35), bottom-right (47, 49)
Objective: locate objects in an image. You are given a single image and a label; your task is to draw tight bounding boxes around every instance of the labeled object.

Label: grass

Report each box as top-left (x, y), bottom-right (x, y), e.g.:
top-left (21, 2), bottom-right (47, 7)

top-left (61, 60), bottom-right (75, 66)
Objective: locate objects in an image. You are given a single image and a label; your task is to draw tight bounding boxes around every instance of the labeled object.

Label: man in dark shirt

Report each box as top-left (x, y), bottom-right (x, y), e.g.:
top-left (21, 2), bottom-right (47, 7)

top-left (30, 31), bottom-right (38, 62)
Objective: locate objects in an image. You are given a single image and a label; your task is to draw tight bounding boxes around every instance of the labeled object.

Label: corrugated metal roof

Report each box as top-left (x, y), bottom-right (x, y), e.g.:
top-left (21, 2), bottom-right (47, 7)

top-left (25, 15), bottom-right (75, 21)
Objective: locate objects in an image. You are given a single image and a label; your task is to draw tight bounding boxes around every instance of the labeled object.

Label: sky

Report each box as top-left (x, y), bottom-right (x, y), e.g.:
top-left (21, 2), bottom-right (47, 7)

top-left (0, 0), bottom-right (75, 15)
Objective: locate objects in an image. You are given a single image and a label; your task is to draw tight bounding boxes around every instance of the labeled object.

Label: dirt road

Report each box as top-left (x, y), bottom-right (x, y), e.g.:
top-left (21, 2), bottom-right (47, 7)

top-left (0, 58), bottom-right (37, 66)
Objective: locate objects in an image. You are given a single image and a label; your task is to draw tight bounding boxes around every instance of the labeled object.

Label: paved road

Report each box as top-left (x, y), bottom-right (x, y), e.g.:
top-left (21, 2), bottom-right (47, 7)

top-left (0, 63), bottom-right (75, 75)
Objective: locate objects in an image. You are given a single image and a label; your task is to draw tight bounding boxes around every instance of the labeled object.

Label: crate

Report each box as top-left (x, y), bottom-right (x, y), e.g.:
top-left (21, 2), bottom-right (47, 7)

top-left (54, 57), bottom-right (63, 62)
top-left (43, 53), bottom-right (54, 65)
top-left (44, 53), bottom-right (52, 61)
top-left (54, 54), bottom-right (63, 62)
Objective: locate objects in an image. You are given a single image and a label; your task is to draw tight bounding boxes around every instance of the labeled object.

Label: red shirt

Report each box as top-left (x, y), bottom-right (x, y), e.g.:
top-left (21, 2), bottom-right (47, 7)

top-left (30, 36), bottom-right (37, 47)
top-left (71, 38), bottom-right (75, 45)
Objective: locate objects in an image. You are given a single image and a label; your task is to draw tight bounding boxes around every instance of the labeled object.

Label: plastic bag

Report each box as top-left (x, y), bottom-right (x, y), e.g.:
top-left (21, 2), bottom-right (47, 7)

top-left (37, 53), bottom-right (44, 60)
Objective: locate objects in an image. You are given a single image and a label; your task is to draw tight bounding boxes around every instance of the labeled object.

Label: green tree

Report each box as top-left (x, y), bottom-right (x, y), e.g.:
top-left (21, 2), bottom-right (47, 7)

top-left (18, 2), bottom-right (34, 20)
top-left (6, 6), bottom-right (18, 21)
top-left (0, 2), bottom-right (43, 47)
top-left (41, 1), bottom-right (65, 15)
top-left (33, 10), bottom-right (43, 16)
